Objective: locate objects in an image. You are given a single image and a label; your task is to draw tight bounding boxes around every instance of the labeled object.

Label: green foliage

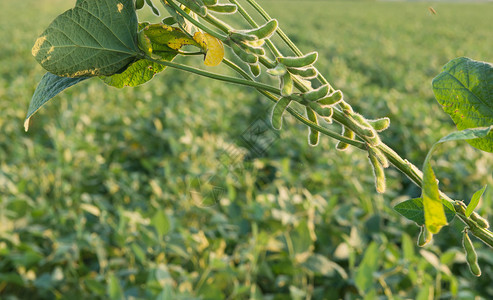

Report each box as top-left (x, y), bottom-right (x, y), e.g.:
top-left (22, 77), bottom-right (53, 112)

top-left (2, 0), bottom-right (493, 299)
top-left (24, 73), bottom-right (88, 131)
top-left (432, 57), bottom-right (493, 153)
top-left (32, 0), bottom-right (140, 77)
top-left (421, 127), bottom-right (492, 233)
top-left (394, 198), bottom-right (455, 226)
top-left (466, 185), bottom-right (487, 217)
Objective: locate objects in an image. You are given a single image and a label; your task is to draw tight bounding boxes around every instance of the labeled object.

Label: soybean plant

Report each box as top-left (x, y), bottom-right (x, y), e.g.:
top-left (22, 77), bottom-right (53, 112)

top-left (27, 0), bottom-right (493, 276)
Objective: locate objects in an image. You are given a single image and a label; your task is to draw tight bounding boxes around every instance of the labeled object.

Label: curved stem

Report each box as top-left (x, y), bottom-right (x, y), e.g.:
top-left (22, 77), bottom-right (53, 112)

top-left (147, 57), bottom-right (280, 94)
top-left (222, 59), bottom-right (366, 149)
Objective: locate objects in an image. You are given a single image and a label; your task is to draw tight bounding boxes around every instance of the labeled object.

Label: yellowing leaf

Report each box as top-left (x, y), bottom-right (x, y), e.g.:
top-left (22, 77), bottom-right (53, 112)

top-left (422, 163), bottom-right (447, 234)
top-left (193, 32), bottom-right (224, 67)
top-left (142, 24), bottom-right (198, 51)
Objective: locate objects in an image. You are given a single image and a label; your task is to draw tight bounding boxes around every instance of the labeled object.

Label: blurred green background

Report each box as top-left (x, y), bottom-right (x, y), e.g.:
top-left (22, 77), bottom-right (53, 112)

top-left (1, 0), bottom-right (492, 299)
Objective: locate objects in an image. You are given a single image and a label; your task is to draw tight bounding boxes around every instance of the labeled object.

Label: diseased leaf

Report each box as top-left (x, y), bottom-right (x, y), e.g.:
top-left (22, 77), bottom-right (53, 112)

top-left (466, 185), bottom-right (487, 217)
top-left (394, 198), bottom-right (455, 226)
top-left (101, 56), bottom-right (173, 88)
top-left (420, 126), bottom-right (492, 232)
top-left (422, 162), bottom-right (447, 234)
top-left (25, 72), bottom-right (89, 131)
top-left (193, 32), bottom-right (224, 67)
top-left (32, 0), bottom-right (140, 77)
top-left (432, 57), bottom-right (493, 153)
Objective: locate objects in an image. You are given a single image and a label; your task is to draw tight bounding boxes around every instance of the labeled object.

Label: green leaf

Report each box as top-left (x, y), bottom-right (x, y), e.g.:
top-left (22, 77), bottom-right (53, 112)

top-left (151, 210), bottom-right (171, 237)
top-left (24, 72), bottom-right (89, 131)
top-left (466, 185), bottom-right (487, 217)
top-left (422, 162), bottom-right (447, 234)
top-left (301, 254), bottom-right (347, 278)
top-left (394, 198), bottom-right (455, 226)
top-left (101, 58), bottom-right (172, 88)
top-left (432, 57), bottom-right (493, 153)
top-left (107, 273), bottom-right (123, 300)
top-left (355, 242), bottom-right (380, 293)
top-left (420, 126), bottom-right (492, 233)
top-left (32, 0), bottom-right (140, 77)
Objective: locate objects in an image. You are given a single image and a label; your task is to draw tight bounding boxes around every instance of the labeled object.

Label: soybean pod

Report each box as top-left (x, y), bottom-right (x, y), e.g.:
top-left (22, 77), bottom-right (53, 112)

top-left (288, 66), bottom-right (318, 79)
top-left (317, 90), bottom-right (343, 106)
top-left (136, 0), bottom-right (145, 10)
top-left (369, 151), bottom-right (386, 193)
top-left (231, 43), bottom-right (258, 64)
top-left (368, 117), bottom-right (390, 132)
top-left (267, 64), bottom-right (287, 76)
top-left (303, 84), bottom-right (329, 102)
top-left (471, 212), bottom-right (490, 229)
top-left (277, 52), bottom-right (318, 68)
top-left (241, 19), bottom-right (278, 40)
top-left (336, 126), bottom-right (354, 151)
top-left (207, 4), bottom-right (237, 14)
top-left (249, 63), bottom-right (261, 77)
top-left (280, 73), bottom-right (294, 96)
top-left (306, 107), bottom-right (320, 146)
top-left (271, 97), bottom-right (291, 130)
top-left (175, 0), bottom-right (208, 17)
top-left (145, 0), bottom-right (160, 15)
top-left (417, 225), bottom-right (432, 247)
top-left (239, 42), bottom-right (265, 56)
top-left (463, 230), bottom-right (481, 276)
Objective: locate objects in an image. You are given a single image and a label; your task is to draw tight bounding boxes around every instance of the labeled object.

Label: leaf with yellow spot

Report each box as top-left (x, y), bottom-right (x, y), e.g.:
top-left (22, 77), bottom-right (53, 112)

top-left (193, 32), bottom-right (224, 67)
top-left (142, 24), bottom-right (199, 51)
top-left (32, 0), bottom-right (140, 77)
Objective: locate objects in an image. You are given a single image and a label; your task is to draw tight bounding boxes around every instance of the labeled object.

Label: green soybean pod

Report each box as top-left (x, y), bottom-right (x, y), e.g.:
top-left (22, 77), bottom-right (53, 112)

top-left (231, 43), bottom-right (258, 64)
top-left (207, 4), bottom-right (237, 14)
top-left (306, 107), bottom-right (319, 146)
top-left (136, 0), bottom-right (145, 10)
top-left (280, 73), bottom-right (294, 96)
top-left (369, 147), bottom-right (389, 168)
top-left (244, 19), bottom-right (278, 40)
top-left (162, 16), bottom-right (177, 26)
top-left (339, 100), bottom-right (353, 114)
top-left (368, 117), bottom-right (390, 132)
top-left (203, 0), bottom-right (217, 5)
top-left (267, 63), bottom-right (287, 76)
top-left (417, 225), bottom-right (432, 247)
top-left (240, 42), bottom-right (265, 56)
top-left (271, 97), bottom-right (291, 130)
top-left (463, 231), bottom-right (481, 276)
top-left (249, 63), bottom-right (261, 77)
top-left (287, 66), bottom-right (318, 79)
top-left (336, 126), bottom-right (354, 151)
top-left (175, 0), bottom-right (208, 17)
top-left (145, 0), bottom-right (160, 15)
top-left (317, 90), bottom-right (343, 106)
top-left (369, 151), bottom-right (386, 193)
top-left (230, 32), bottom-right (258, 43)
top-left (309, 102), bottom-right (333, 118)
top-left (277, 52), bottom-right (318, 68)
top-left (471, 212), bottom-right (490, 229)
top-left (303, 84), bottom-right (329, 102)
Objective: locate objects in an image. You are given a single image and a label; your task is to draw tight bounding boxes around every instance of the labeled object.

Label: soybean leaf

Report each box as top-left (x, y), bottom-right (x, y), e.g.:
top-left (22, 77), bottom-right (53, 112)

top-left (101, 57), bottom-right (172, 88)
top-left (24, 72), bottom-right (89, 131)
top-left (193, 32), bottom-right (225, 67)
top-left (465, 185), bottom-right (487, 217)
top-left (107, 273), bottom-right (123, 300)
top-left (422, 163), bottom-right (447, 234)
top-left (432, 57), bottom-right (493, 153)
top-left (394, 198), bottom-right (455, 226)
top-left (32, 0), bottom-right (140, 77)
top-left (301, 254), bottom-right (347, 279)
top-left (355, 242), bottom-right (379, 293)
top-left (421, 126), bottom-right (492, 233)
